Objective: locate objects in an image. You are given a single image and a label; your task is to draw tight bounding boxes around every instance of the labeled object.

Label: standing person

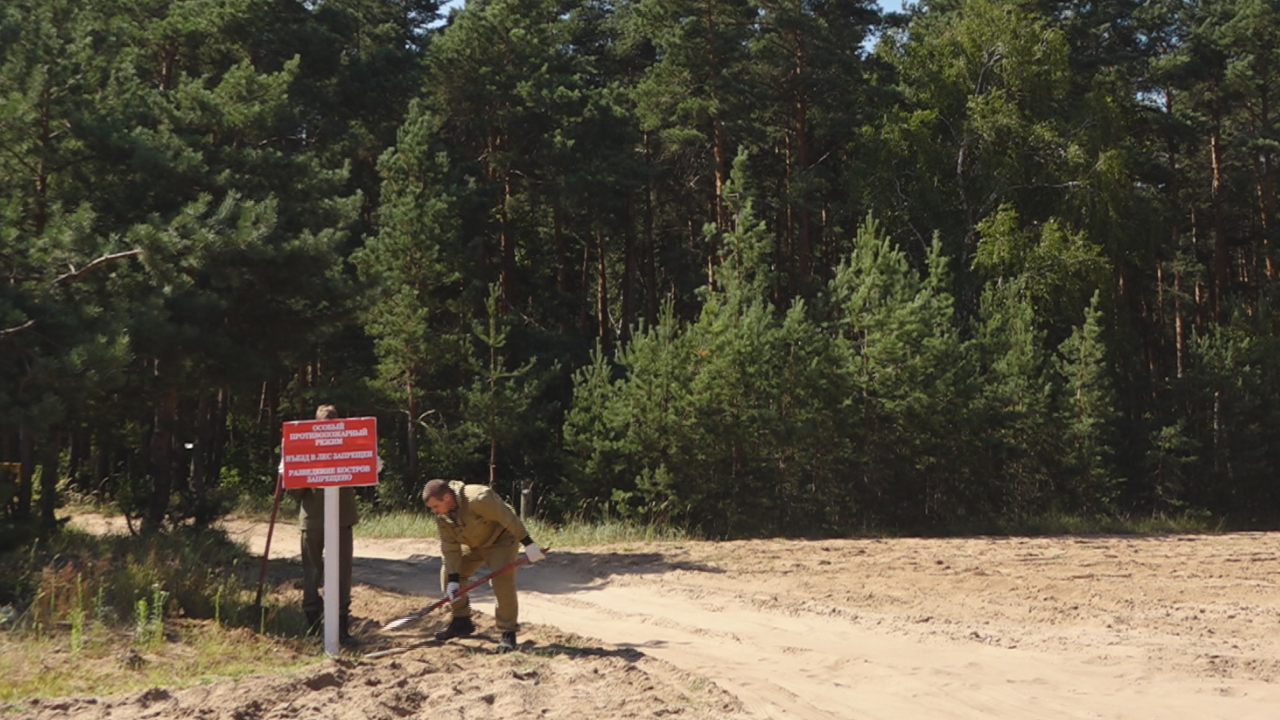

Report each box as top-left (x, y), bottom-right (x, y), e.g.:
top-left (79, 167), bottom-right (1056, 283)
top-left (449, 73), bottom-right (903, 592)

top-left (421, 478), bottom-right (546, 652)
top-left (289, 404), bottom-right (359, 645)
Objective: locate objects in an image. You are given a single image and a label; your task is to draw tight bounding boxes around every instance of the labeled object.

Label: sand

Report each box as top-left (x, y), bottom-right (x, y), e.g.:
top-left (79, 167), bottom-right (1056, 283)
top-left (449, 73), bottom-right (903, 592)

top-left (21, 516), bottom-right (1280, 719)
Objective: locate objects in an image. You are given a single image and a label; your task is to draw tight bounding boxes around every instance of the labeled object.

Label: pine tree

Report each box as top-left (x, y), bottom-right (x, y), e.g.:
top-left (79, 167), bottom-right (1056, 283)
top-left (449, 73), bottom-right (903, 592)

top-left (353, 107), bottom-right (465, 494)
top-left (829, 217), bottom-right (977, 527)
top-left (456, 285), bottom-right (553, 491)
top-left (565, 164), bottom-right (843, 535)
top-left (0, 0), bottom-right (140, 527)
top-left (628, 0), bottom-right (756, 282)
top-left (748, 0), bottom-right (881, 297)
top-left (2, 0), bottom-right (361, 530)
top-left (1054, 291), bottom-right (1122, 513)
top-left (972, 281), bottom-right (1058, 518)
top-left (875, 0), bottom-right (1080, 304)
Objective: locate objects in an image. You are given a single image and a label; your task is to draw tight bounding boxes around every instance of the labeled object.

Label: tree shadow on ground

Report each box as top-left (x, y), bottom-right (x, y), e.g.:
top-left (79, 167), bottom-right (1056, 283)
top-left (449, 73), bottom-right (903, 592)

top-left (523, 642), bottom-right (645, 662)
top-left (353, 549), bottom-right (723, 601)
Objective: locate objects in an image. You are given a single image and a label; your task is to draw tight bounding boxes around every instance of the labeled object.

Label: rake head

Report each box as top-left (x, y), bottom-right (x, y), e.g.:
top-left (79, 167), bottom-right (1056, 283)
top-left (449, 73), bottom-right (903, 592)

top-left (382, 616), bottom-right (415, 632)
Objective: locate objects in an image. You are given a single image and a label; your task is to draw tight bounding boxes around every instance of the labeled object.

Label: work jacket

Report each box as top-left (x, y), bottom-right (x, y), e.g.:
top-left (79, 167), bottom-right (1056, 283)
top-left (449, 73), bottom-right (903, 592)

top-left (293, 486), bottom-right (358, 531)
top-left (435, 480), bottom-right (529, 575)
top-left (280, 456), bottom-right (369, 530)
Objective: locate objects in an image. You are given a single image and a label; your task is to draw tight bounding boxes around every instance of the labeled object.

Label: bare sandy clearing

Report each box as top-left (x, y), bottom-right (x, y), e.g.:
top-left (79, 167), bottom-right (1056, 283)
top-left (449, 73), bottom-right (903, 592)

top-left (23, 515), bottom-right (1280, 719)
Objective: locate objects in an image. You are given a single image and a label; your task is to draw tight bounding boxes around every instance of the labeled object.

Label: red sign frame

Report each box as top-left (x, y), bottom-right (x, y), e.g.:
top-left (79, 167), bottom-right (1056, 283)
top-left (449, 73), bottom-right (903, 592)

top-left (281, 416), bottom-right (379, 489)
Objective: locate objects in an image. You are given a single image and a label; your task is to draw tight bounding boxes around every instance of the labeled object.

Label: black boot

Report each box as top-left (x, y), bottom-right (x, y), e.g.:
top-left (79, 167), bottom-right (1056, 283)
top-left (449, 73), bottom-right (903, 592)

top-left (434, 616), bottom-right (475, 641)
top-left (339, 613), bottom-right (358, 647)
top-left (496, 630), bottom-right (518, 653)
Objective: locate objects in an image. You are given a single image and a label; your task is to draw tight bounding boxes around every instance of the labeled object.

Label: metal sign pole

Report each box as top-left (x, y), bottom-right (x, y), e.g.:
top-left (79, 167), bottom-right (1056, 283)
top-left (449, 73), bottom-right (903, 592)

top-left (323, 486), bottom-right (340, 655)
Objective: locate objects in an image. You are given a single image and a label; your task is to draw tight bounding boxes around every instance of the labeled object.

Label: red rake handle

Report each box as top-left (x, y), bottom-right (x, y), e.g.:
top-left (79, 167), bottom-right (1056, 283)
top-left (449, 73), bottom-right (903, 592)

top-left (253, 472), bottom-right (284, 608)
top-left (382, 547), bottom-right (548, 630)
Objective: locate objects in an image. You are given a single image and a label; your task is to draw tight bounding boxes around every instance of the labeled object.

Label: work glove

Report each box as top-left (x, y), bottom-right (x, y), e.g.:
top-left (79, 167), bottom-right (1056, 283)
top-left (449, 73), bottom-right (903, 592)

top-left (524, 542), bottom-right (545, 563)
top-left (446, 581), bottom-right (461, 602)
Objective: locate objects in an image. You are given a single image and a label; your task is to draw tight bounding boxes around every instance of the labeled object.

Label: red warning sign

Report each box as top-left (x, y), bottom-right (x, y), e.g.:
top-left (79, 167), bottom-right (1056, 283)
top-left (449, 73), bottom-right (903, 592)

top-left (281, 416), bottom-right (379, 489)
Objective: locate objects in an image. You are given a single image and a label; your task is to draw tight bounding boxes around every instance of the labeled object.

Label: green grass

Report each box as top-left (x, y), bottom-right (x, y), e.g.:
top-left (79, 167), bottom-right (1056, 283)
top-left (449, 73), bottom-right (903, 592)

top-left (0, 525), bottom-right (325, 707)
top-left (354, 510), bottom-right (439, 539)
top-left (918, 510), bottom-right (1221, 538)
top-left (0, 508), bottom-right (691, 706)
top-left (528, 517), bottom-right (693, 547)
top-left (358, 508), bottom-right (1219, 545)
top-left (227, 492), bottom-right (282, 521)
top-left (0, 621), bottom-right (316, 706)
top-left (354, 510), bottom-right (694, 547)
top-left (1012, 511), bottom-right (1218, 536)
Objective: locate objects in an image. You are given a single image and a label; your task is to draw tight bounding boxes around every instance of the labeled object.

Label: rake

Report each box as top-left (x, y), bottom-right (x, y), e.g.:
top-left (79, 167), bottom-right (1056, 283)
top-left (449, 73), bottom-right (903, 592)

top-left (381, 549), bottom-right (548, 631)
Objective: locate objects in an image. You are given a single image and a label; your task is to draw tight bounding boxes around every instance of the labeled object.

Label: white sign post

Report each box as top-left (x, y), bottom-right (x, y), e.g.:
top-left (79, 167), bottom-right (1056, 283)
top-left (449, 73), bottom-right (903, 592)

top-left (324, 487), bottom-right (340, 654)
top-left (281, 416), bottom-right (379, 656)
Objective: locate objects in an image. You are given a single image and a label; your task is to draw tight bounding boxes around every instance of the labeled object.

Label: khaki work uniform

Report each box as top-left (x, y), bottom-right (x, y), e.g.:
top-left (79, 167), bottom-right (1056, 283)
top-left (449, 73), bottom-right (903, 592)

top-left (293, 486), bottom-right (358, 617)
top-left (435, 480), bottom-right (530, 632)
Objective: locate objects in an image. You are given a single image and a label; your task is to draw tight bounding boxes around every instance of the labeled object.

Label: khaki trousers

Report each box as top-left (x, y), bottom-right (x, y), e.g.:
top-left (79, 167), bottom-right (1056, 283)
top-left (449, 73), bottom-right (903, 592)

top-left (301, 525), bottom-right (353, 616)
top-left (442, 540), bottom-right (520, 631)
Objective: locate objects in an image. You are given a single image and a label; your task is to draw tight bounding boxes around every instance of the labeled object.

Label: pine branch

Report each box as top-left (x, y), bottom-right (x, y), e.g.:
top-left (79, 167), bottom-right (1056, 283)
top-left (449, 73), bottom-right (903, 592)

top-left (1, 249), bottom-right (143, 335)
top-left (52, 249), bottom-right (142, 285)
top-left (0, 319), bottom-right (36, 337)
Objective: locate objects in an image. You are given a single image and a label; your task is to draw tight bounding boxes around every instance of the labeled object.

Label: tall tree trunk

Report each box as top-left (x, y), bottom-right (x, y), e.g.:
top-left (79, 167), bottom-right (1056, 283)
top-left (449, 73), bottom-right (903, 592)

top-left (1173, 265), bottom-right (1184, 380)
top-left (406, 377), bottom-right (419, 488)
top-left (707, 113), bottom-right (727, 293)
top-left (713, 114), bottom-right (728, 233)
top-left (258, 381), bottom-right (270, 423)
top-left (706, 0), bottom-right (728, 236)
top-left (781, 148), bottom-right (796, 302)
top-left (500, 173), bottom-right (517, 309)
top-left (792, 28), bottom-right (813, 287)
top-left (93, 431), bottom-right (111, 494)
top-left (68, 427), bottom-right (89, 488)
top-left (554, 199), bottom-right (569, 295)
top-left (596, 229), bottom-right (612, 354)
top-left (1165, 88), bottom-right (1186, 378)
top-left (38, 438), bottom-right (60, 530)
top-left (1254, 97), bottom-right (1277, 281)
top-left (580, 240), bottom-right (593, 336)
top-left (489, 435), bottom-right (498, 486)
top-left (146, 382), bottom-right (179, 531)
top-left (189, 394), bottom-right (213, 524)
top-left (34, 89), bottom-right (50, 236)
top-left (642, 145), bottom-right (659, 326)
top-left (705, 0), bottom-right (728, 290)
top-left (489, 340), bottom-right (499, 486)
top-left (622, 198), bottom-right (636, 343)
top-left (16, 425), bottom-right (34, 522)
top-left (211, 388), bottom-right (228, 487)
top-left (1209, 109), bottom-right (1229, 324)
top-left (192, 395), bottom-right (210, 496)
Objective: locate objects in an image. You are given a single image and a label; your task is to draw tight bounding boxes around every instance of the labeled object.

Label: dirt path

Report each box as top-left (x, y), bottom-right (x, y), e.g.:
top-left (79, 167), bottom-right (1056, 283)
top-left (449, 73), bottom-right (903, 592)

top-left (46, 516), bottom-right (1280, 719)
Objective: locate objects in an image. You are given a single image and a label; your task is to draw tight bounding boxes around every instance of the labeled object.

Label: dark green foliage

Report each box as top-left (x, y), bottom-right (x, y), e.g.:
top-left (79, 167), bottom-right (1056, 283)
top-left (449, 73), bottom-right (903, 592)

top-left (1180, 320), bottom-right (1280, 526)
top-left (565, 178), bottom-right (804, 533)
top-left (1, 525), bottom-right (293, 634)
top-left (6, 0), bottom-right (1280, 541)
top-left (828, 219), bottom-right (984, 528)
top-left (971, 282), bottom-right (1059, 518)
top-left (1054, 291), bottom-right (1122, 513)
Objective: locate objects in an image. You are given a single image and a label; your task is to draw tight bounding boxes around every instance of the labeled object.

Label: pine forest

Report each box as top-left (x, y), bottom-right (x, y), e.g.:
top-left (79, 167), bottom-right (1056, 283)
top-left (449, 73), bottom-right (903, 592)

top-left (3, 0), bottom-right (1280, 540)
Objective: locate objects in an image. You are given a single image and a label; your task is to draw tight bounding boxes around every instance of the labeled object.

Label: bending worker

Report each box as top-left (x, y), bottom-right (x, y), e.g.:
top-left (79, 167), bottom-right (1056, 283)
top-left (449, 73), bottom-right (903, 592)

top-left (421, 478), bottom-right (545, 652)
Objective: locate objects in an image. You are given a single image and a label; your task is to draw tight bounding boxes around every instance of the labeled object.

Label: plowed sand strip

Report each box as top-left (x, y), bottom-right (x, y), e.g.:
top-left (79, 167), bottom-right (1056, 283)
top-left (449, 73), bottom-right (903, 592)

top-left (95, 514), bottom-right (1280, 720)
top-left (503, 564), bottom-right (1280, 720)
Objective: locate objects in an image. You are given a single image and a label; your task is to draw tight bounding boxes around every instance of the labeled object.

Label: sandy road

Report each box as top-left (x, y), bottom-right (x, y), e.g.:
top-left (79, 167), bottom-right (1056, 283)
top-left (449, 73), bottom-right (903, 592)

top-left (508, 556), bottom-right (1280, 719)
top-left (207, 517), bottom-right (1280, 720)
